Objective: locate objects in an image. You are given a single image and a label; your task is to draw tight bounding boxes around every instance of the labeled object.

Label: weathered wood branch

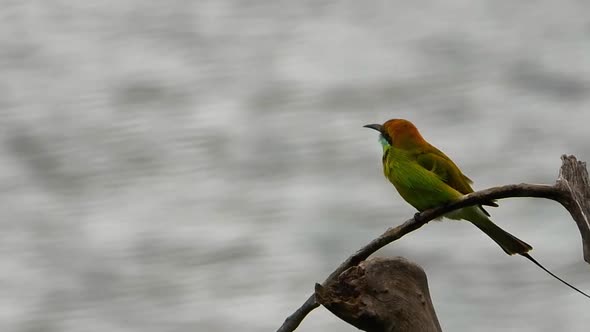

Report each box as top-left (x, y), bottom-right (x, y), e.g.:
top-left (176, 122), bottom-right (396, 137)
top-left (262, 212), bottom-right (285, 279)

top-left (555, 155), bottom-right (590, 262)
top-left (277, 155), bottom-right (590, 332)
top-left (315, 257), bottom-right (442, 332)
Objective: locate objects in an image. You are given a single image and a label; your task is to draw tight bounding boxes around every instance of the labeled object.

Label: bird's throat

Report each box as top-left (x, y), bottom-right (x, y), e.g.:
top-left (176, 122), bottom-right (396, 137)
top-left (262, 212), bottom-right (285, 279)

top-left (378, 134), bottom-right (390, 149)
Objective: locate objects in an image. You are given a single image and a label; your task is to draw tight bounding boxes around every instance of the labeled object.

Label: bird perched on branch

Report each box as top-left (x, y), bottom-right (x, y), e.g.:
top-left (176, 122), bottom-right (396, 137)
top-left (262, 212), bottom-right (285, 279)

top-left (364, 118), bottom-right (589, 298)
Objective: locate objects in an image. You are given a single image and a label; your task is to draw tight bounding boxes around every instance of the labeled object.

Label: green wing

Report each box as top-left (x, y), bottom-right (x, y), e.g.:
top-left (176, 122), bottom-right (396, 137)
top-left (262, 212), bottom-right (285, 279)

top-left (416, 146), bottom-right (498, 210)
top-left (416, 148), bottom-right (474, 194)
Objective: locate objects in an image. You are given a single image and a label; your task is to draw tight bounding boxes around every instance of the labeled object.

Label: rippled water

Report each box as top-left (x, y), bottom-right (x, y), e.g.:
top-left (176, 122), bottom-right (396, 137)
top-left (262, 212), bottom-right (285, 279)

top-left (1, 1), bottom-right (590, 331)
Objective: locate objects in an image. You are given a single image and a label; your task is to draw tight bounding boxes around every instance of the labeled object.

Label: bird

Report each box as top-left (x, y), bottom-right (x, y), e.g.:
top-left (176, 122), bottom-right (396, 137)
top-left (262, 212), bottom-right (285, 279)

top-left (364, 118), bottom-right (589, 299)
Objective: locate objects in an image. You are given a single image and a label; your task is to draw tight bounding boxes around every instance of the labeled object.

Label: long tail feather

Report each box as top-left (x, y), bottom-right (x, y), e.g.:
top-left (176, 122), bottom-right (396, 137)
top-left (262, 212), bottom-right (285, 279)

top-left (453, 207), bottom-right (589, 299)
top-left (521, 253), bottom-right (590, 299)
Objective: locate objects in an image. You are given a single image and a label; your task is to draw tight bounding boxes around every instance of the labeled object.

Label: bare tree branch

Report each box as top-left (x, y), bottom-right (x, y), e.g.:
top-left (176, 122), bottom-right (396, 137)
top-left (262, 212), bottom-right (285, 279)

top-left (555, 155), bottom-right (590, 262)
top-left (276, 155), bottom-right (590, 332)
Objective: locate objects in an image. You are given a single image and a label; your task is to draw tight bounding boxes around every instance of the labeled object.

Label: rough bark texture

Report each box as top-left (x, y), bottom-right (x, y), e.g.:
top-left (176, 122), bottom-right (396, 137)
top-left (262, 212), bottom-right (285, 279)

top-left (315, 257), bottom-right (442, 332)
top-left (277, 155), bottom-right (590, 332)
top-left (555, 155), bottom-right (590, 263)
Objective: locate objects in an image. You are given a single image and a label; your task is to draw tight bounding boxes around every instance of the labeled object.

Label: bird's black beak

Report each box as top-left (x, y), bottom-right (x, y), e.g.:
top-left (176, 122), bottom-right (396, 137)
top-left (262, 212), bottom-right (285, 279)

top-left (363, 124), bottom-right (382, 132)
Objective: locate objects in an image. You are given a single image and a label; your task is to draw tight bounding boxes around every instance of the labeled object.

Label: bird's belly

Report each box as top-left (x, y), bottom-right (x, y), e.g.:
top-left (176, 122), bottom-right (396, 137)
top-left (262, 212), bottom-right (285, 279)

top-left (394, 185), bottom-right (452, 211)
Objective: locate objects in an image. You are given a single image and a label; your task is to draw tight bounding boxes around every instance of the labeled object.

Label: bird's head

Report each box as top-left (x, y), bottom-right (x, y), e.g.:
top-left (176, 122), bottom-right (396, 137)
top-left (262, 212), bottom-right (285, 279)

top-left (364, 119), bottom-right (426, 149)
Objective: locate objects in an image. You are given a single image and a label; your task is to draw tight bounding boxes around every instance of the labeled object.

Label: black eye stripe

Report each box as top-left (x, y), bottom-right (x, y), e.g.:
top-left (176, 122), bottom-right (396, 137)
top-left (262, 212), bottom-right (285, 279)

top-left (381, 132), bottom-right (392, 144)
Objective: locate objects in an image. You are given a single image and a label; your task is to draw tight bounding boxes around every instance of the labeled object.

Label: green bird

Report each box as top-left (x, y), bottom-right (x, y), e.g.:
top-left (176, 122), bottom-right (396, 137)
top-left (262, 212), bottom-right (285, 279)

top-left (365, 118), bottom-right (589, 298)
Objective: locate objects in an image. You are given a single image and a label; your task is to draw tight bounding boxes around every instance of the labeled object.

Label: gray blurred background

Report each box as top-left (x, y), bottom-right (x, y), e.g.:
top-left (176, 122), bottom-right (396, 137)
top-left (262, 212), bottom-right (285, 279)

top-left (1, 1), bottom-right (590, 331)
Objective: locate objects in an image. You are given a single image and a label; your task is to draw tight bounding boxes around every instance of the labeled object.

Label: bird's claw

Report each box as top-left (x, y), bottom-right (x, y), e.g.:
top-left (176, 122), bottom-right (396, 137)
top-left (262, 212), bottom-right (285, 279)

top-left (414, 212), bottom-right (423, 222)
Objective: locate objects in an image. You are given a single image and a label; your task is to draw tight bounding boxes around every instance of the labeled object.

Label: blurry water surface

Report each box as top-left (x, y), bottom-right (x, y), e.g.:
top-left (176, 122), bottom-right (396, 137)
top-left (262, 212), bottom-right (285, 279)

top-left (1, 1), bottom-right (590, 331)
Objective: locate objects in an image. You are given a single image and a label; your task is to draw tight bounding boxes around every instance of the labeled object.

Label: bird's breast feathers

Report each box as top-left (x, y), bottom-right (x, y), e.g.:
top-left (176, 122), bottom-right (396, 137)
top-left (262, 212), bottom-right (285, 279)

top-left (382, 148), bottom-right (462, 211)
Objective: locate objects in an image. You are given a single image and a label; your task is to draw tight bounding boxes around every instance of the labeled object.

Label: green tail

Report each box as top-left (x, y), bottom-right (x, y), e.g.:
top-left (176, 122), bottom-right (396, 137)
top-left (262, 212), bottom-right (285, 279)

top-left (452, 207), bottom-right (590, 299)
top-left (459, 206), bottom-right (532, 255)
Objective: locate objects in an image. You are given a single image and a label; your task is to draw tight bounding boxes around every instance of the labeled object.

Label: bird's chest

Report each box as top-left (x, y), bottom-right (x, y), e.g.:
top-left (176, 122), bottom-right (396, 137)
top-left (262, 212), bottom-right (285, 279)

top-left (382, 152), bottom-right (448, 210)
top-left (384, 159), bottom-right (425, 193)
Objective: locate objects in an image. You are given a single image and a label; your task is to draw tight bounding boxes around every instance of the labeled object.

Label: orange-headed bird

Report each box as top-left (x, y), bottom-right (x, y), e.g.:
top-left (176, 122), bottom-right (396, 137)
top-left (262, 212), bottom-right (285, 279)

top-left (365, 118), bottom-right (589, 298)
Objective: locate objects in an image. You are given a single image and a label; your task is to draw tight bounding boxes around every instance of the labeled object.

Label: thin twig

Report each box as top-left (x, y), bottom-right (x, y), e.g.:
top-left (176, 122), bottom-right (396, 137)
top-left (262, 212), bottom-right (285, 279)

top-left (276, 155), bottom-right (589, 332)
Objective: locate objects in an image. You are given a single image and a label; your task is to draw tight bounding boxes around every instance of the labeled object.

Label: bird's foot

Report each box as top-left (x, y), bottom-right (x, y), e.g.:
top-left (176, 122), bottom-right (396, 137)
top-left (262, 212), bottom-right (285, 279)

top-left (414, 212), bottom-right (423, 223)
